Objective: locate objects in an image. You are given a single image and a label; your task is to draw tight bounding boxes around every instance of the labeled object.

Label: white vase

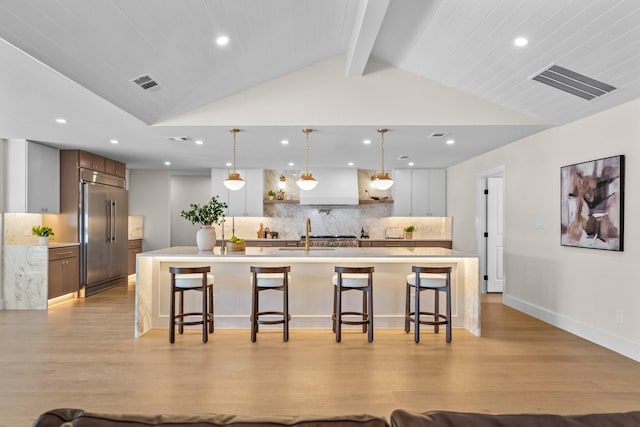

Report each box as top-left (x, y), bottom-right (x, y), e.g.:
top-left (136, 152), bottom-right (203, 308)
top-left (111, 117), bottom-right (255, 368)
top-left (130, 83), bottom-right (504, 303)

top-left (38, 236), bottom-right (49, 246)
top-left (196, 226), bottom-right (217, 251)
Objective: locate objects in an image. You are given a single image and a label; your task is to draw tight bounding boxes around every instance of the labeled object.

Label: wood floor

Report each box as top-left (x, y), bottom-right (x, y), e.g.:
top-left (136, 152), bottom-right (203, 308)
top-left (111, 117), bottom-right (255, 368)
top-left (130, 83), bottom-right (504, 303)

top-left (1, 283), bottom-right (639, 426)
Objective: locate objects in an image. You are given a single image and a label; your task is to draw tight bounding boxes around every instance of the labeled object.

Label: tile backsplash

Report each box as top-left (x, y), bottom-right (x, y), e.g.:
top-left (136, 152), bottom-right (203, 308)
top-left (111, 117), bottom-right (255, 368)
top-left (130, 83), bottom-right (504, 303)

top-left (219, 203), bottom-right (451, 241)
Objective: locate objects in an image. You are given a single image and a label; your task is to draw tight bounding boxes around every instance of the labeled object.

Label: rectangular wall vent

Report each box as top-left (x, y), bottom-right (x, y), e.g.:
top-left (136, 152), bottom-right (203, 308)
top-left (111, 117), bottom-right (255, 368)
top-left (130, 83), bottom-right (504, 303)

top-left (130, 74), bottom-right (162, 91)
top-left (532, 65), bottom-right (615, 101)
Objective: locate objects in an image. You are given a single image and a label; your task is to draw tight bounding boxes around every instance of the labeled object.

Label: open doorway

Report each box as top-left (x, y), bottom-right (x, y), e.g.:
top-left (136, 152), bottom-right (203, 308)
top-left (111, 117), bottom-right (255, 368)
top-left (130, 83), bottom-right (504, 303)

top-left (477, 166), bottom-right (505, 294)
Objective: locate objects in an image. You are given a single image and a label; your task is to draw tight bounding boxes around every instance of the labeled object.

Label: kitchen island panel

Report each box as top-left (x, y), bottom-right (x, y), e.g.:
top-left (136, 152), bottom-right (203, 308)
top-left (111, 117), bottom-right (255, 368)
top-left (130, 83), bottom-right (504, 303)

top-left (136, 247), bottom-right (478, 338)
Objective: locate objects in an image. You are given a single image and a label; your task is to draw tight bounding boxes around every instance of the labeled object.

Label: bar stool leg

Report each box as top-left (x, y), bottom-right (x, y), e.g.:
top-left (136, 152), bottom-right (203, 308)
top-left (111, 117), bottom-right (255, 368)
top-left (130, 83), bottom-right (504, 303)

top-left (178, 290), bottom-right (184, 335)
top-left (283, 277), bottom-right (289, 342)
top-left (404, 283), bottom-right (410, 333)
top-left (332, 285), bottom-right (337, 333)
top-left (336, 284), bottom-right (342, 343)
top-left (434, 289), bottom-right (440, 334)
top-left (362, 290), bottom-right (368, 334)
top-left (414, 282), bottom-right (421, 343)
top-left (446, 278), bottom-right (452, 343)
top-left (169, 276), bottom-right (176, 344)
top-left (367, 285), bottom-right (374, 343)
top-left (251, 277), bottom-right (258, 343)
top-left (208, 285), bottom-right (214, 333)
top-left (202, 280), bottom-right (208, 344)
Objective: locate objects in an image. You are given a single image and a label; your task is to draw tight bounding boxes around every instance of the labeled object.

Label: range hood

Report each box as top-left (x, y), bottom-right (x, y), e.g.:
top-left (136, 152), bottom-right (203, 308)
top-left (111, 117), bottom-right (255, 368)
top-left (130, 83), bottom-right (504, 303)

top-left (299, 168), bottom-right (359, 205)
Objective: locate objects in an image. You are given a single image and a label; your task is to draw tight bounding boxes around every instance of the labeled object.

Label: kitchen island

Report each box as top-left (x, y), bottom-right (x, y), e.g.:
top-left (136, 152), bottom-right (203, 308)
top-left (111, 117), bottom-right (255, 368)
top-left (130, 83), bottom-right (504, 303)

top-left (135, 246), bottom-right (479, 337)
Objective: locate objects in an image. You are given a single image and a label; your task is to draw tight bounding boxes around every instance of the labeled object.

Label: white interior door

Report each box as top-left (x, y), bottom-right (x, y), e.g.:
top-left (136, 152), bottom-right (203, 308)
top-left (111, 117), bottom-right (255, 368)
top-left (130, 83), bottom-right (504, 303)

top-left (487, 177), bottom-right (504, 292)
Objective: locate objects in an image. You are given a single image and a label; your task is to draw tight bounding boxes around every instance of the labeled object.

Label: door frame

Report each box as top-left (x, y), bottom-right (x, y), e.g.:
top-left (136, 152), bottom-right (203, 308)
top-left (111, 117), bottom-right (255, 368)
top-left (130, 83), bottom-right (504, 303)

top-left (476, 165), bottom-right (506, 294)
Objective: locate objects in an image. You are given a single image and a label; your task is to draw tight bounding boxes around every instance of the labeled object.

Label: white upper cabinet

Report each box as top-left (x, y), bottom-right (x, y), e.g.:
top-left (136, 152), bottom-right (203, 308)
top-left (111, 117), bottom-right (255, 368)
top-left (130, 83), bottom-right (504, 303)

top-left (211, 168), bottom-right (264, 217)
top-left (4, 140), bottom-right (60, 213)
top-left (392, 169), bottom-right (446, 217)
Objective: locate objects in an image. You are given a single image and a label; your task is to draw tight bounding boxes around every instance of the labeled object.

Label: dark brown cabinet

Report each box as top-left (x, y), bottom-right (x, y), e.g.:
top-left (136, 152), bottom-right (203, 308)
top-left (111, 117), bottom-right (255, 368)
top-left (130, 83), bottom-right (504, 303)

top-left (48, 246), bottom-right (80, 299)
top-left (105, 158), bottom-right (126, 177)
top-left (128, 239), bottom-right (143, 275)
top-left (361, 240), bottom-right (452, 249)
top-left (78, 150), bottom-right (106, 172)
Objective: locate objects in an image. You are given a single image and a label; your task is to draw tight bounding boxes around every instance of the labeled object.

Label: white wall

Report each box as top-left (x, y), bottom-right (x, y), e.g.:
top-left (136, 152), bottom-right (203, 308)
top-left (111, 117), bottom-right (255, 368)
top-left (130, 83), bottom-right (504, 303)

top-left (170, 175), bottom-right (211, 246)
top-left (128, 170), bottom-right (171, 251)
top-left (448, 98), bottom-right (640, 362)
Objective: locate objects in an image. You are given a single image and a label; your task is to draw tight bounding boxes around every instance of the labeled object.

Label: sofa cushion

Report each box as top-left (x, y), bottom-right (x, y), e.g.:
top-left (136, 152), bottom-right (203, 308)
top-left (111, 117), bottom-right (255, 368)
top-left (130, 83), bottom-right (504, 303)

top-left (32, 408), bottom-right (389, 427)
top-left (390, 409), bottom-right (640, 427)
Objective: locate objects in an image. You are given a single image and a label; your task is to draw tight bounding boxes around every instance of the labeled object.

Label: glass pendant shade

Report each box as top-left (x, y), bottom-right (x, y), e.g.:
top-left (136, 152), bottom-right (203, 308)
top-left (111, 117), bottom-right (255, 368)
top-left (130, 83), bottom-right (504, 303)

top-left (296, 173), bottom-right (318, 191)
top-left (372, 128), bottom-right (393, 190)
top-left (223, 172), bottom-right (246, 190)
top-left (278, 174), bottom-right (287, 189)
top-left (297, 128), bottom-right (318, 191)
top-left (224, 128), bottom-right (245, 191)
top-left (371, 172), bottom-right (394, 190)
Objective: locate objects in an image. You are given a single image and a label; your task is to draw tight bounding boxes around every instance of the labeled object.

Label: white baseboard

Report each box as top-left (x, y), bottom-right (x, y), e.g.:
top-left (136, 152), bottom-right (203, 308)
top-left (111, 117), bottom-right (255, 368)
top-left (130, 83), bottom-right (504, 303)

top-left (503, 294), bottom-right (640, 363)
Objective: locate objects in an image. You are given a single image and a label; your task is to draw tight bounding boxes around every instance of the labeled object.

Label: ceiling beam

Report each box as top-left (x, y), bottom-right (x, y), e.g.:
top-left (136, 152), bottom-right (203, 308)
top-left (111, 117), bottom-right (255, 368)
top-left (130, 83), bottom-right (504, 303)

top-left (346, 0), bottom-right (390, 76)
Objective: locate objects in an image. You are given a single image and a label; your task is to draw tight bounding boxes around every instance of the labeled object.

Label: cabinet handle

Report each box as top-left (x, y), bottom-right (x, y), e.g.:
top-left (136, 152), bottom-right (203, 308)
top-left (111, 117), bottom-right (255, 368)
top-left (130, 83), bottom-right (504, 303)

top-left (55, 251), bottom-right (73, 256)
top-left (386, 244), bottom-right (402, 247)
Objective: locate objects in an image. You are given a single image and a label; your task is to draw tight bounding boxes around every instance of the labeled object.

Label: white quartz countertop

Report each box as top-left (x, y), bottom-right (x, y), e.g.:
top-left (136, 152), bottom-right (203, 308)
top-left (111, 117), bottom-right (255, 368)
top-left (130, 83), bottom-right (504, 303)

top-left (139, 246), bottom-right (475, 259)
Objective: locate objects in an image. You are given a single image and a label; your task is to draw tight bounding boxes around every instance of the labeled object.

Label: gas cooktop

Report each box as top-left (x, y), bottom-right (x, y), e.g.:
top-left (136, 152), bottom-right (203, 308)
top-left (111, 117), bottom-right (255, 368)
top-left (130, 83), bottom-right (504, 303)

top-left (306, 235), bottom-right (358, 239)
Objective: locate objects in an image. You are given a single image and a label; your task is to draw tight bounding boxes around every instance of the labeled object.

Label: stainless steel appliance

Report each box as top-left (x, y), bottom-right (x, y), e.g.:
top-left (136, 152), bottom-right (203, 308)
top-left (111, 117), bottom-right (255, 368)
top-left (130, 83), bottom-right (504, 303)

top-left (300, 235), bottom-right (359, 247)
top-left (79, 169), bottom-right (128, 296)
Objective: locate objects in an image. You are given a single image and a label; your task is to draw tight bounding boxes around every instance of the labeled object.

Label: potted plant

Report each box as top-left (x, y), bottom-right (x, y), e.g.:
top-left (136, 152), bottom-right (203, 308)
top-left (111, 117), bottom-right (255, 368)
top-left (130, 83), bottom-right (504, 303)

top-left (180, 196), bottom-right (228, 251)
top-left (403, 225), bottom-right (416, 239)
top-left (267, 190), bottom-right (277, 200)
top-left (226, 235), bottom-right (246, 253)
top-left (32, 225), bottom-right (54, 245)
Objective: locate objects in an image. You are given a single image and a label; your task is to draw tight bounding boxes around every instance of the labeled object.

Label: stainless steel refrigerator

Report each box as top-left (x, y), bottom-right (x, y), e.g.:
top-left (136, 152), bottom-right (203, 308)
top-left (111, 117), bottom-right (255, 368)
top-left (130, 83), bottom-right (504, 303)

top-left (79, 170), bottom-right (128, 296)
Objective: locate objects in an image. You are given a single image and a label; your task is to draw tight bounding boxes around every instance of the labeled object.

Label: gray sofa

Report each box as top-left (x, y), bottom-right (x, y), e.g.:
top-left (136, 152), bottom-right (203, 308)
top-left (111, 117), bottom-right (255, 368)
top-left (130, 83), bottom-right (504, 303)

top-left (32, 408), bottom-right (640, 427)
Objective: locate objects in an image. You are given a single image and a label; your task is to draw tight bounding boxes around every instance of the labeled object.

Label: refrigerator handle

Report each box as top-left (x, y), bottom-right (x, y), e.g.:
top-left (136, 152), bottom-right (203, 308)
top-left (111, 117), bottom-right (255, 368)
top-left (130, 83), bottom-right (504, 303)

top-left (106, 200), bottom-right (112, 243)
top-left (111, 200), bottom-right (116, 242)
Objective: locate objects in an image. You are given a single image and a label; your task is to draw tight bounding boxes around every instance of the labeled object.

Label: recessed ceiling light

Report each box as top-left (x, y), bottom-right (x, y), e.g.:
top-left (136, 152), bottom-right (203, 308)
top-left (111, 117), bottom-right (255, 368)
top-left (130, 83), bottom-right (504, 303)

top-left (55, 118), bottom-right (67, 124)
top-left (408, 162), bottom-right (415, 166)
top-left (225, 162), bottom-right (232, 167)
top-left (514, 37), bottom-right (528, 47)
top-left (109, 139), bottom-right (119, 144)
top-left (164, 161), bottom-right (171, 166)
top-left (446, 139), bottom-right (455, 145)
top-left (288, 162), bottom-right (294, 167)
top-left (216, 36), bottom-right (229, 46)
top-left (281, 140), bottom-right (289, 145)
top-left (363, 139), bottom-right (371, 145)
top-left (348, 162), bottom-right (354, 166)
top-left (195, 140), bottom-right (203, 145)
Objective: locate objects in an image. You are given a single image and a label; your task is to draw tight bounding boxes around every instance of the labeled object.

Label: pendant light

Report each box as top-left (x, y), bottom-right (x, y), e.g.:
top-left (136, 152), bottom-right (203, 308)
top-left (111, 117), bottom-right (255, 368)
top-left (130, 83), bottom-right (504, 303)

top-left (371, 128), bottom-right (393, 190)
top-left (296, 128), bottom-right (318, 191)
top-left (223, 128), bottom-right (246, 191)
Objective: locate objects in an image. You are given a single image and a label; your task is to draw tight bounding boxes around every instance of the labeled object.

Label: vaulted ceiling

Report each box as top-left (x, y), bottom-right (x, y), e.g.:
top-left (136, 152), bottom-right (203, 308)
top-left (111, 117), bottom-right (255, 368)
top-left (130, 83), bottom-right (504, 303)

top-left (0, 0), bottom-right (638, 170)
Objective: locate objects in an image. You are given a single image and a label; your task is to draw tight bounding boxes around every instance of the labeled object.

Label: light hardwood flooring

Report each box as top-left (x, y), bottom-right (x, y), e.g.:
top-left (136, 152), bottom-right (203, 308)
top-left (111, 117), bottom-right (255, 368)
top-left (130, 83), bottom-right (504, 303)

top-left (1, 283), bottom-right (639, 426)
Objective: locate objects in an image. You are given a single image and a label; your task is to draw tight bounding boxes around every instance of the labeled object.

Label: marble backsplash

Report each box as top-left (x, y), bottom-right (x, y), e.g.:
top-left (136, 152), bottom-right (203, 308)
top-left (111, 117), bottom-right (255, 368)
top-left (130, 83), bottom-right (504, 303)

top-left (219, 203), bottom-right (451, 241)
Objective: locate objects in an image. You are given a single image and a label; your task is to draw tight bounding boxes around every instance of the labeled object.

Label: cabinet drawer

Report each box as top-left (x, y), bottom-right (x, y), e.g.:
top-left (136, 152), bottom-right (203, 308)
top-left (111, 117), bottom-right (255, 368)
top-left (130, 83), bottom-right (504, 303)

top-left (414, 240), bottom-right (452, 249)
top-left (246, 240), bottom-right (287, 247)
top-left (370, 240), bottom-right (415, 247)
top-left (49, 246), bottom-right (79, 261)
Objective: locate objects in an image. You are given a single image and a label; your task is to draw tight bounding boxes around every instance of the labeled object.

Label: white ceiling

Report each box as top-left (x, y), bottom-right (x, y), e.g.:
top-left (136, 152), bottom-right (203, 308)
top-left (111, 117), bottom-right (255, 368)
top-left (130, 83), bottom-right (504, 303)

top-left (0, 0), bottom-right (638, 171)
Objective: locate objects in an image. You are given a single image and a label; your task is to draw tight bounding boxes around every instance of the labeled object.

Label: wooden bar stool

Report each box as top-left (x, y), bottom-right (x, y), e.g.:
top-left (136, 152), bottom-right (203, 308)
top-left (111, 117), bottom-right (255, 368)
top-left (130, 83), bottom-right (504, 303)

top-left (169, 266), bottom-right (214, 344)
top-left (404, 266), bottom-right (452, 343)
top-left (249, 266), bottom-right (291, 342)
top-left (332, 266), bottom-right (375, 343)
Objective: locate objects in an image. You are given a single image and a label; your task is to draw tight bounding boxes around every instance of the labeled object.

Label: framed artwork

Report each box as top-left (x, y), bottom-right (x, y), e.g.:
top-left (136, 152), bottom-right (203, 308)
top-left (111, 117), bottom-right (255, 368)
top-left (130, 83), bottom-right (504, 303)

top-left (561, 155), bottom-right (624, 251)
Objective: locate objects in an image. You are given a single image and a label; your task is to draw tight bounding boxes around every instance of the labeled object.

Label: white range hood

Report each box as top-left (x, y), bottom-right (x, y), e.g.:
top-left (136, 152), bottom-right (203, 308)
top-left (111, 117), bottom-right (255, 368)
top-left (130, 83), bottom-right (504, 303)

top-left (299, 168), bottom-right (359, 205)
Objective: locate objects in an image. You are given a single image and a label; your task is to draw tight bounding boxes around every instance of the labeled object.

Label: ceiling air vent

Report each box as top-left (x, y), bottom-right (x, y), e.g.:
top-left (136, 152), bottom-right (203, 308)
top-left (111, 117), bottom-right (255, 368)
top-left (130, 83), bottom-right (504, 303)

top-left (429, 132), bottom-right (447, 138)
top-left (130, 74), bottom-right (162, 92)
top-left (397, 155), bottom-right (412, 160)
top-left (165, 136), bottom-right (192, 142)
top-left (532, 65), bottom-right (615, 101)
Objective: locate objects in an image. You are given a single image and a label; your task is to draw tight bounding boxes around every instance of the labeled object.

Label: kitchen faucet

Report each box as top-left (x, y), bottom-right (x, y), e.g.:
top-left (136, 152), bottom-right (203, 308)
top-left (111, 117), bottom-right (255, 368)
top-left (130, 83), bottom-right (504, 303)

top-left (305, 217), bottom-right (311, 252)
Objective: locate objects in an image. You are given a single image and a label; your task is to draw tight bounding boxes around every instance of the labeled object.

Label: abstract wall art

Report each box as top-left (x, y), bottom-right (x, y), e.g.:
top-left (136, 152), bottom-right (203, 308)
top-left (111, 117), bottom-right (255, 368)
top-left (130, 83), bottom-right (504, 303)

top-left (561, 155), bottom-right (624, 251)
